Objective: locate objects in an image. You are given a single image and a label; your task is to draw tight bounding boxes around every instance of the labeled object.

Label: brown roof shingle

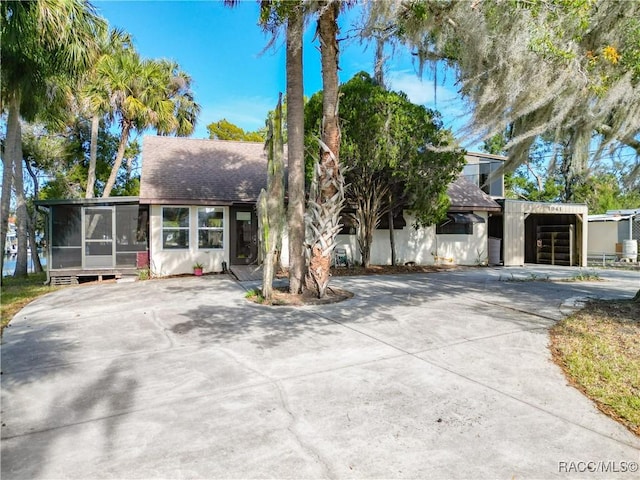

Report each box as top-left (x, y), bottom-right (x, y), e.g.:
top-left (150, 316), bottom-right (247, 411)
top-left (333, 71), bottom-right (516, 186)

top-left (140, 136), bottom-right (501, 213)
top-left (139, 136), bottom-right (271, 205)
top-left (447, 175), bottom-right (502, 211)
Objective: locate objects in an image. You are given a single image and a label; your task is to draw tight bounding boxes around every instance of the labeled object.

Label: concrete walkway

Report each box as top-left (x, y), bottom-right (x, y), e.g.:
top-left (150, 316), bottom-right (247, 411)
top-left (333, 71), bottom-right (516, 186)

top-left (1, 266), bottom-right (639, 479)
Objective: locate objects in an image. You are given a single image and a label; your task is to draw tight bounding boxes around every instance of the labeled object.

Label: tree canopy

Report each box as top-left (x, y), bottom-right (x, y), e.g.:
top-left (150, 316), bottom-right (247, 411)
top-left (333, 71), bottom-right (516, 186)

top-left (207, 119), bottom-right (265, 142)
top-left (1, 0), bottom-right (105, 278)
top-left (306, 72), bottom-right (465, 266)
top-left (366, 0), bottom-right (640, 180)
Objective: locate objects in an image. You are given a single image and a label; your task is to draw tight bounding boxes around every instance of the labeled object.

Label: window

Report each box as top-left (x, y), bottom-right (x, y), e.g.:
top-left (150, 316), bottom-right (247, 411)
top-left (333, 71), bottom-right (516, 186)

top-left (198, 207), bottom-right (224, 249)
top-left (436, 220), bottom-right (473, 235)
top-left (162, 207), bottom-right (189, 249)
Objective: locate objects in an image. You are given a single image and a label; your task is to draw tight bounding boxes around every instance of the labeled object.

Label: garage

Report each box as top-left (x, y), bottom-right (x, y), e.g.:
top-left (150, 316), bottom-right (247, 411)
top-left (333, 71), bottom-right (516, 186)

top-left (502, 200), bottom-right (588, 267)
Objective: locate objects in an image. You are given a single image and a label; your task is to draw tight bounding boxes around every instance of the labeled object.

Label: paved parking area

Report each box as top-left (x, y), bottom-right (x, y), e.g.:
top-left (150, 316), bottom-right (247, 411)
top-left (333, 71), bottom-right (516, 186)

top-left (1, 266), bottom-right (639, 479)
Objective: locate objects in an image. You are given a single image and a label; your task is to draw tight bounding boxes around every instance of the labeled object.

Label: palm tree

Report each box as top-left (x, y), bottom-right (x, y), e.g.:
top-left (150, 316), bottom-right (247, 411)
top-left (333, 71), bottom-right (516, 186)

top-left (98, 52), bottom-right (200, 198)
top-left (83, 28), bottom-right (133, 198)
top-left (0, 0), bottom-right (105, 278)
top-left (234, 0), bottom-right (308, 294)
top-left (284, 2), bottom-right (306, 294)
top-left (306, 0), bottom-right (345, 298)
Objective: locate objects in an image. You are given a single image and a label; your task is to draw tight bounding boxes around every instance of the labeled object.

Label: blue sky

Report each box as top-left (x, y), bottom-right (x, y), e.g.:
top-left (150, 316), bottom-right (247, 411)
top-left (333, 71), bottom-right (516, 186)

top-left (94, 0), bottom-right (468, 141)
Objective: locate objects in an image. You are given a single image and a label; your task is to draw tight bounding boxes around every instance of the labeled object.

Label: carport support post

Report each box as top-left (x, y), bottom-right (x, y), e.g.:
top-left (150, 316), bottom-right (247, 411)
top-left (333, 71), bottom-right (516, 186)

top-left (576, 213), bottom-right (586, 267)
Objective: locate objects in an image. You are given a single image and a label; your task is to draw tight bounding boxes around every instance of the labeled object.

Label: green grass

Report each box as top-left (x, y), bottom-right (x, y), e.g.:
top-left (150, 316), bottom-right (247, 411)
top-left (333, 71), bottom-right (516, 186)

top-left (244, 288), bottom-right (265, 303)
top-left (1, 273), bottom-right (61, 334)
top-left (501, 272), bottom-right (551, 282)
top-left (560, 270), bottom-right (602, 282)
top-left (550, 299), bottom-right (640, 436)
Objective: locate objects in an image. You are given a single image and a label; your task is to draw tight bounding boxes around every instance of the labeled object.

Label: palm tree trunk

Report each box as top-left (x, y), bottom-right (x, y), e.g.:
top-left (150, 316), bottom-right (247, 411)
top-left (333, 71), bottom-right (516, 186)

top-left (102, 123), bottom-right (131, 198)
top-left (13, 138), bottom-right (29, 277)
top-left (5, 93), bottom-right (29, 277)
top-left (318, 1), bottom-right (340, 197)
top-left (308, 0), bottom-right (343, 298)
top-left (86, 114), bottom-right (100, 198)
top-left (1, 97), bottom-right (17, 280)
top-left (0, 153), bottom-right (12, 279)
top-left (286, 3), bottom-right (306, 295)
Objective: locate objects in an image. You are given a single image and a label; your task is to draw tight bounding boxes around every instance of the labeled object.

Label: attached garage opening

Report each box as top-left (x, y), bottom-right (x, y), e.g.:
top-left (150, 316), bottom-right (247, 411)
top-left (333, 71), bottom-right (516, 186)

top-left (525, 214), bottom-right (580, 265)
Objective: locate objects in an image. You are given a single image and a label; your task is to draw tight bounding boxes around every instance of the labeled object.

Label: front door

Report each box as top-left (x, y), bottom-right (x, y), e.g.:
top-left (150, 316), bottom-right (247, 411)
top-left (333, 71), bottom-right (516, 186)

top-left (230, 208), bottom-right (257, 265)
top-left (83, 206), bottom-right (114, 268)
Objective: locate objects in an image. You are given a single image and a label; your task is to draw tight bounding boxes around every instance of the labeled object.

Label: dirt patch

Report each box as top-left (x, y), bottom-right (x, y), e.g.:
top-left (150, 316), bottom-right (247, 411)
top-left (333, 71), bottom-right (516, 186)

top-left (329, 264), bottom-right (460, 276)
top-left (250, 264), bottom-right (460, 306)
top-left (246, 286), bottom-right (353, 306)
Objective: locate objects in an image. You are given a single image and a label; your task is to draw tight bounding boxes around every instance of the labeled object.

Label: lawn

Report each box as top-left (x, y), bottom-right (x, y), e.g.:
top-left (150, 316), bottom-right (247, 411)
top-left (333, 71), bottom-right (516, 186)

top-left (1, 273), bottom-right (60, 334)
top-left (550, 299), bottom-right (640, 436)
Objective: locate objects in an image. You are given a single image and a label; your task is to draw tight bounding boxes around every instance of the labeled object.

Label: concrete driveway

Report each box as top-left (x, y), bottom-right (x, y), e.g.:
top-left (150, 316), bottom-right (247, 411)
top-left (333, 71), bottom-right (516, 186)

top-left (1, 266), bottom-right (639, 479)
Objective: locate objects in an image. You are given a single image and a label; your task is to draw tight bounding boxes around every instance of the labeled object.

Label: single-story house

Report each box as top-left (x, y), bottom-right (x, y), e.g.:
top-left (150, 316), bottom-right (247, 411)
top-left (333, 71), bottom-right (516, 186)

top-left (37, 136), bottom-right (589, 282)
top-left (588, 209), bottom-right (640, 262)
top-left (138, 136), bottom-right (270, 276)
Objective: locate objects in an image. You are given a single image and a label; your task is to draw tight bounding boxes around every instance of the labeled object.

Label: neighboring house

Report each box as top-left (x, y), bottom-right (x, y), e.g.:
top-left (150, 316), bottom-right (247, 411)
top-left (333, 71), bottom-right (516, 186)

top-left (4, 220), bottom-right (17, 255)
top-left (37, 136), bottom-right (590, 282)
top-left (588, 209), bottom-right (640, 262)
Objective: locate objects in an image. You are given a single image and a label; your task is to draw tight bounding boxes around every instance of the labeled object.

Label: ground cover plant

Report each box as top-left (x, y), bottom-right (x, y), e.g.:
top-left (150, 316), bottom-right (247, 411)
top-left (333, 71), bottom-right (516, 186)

top-left (1, 273), bottom-right (60, 334)
top-left (550, 299), bottom-right (640, 436)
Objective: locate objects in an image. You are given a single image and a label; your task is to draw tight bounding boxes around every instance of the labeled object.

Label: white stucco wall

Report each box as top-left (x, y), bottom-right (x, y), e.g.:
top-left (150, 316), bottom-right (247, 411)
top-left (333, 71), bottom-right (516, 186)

top-left (149, 206), bottom-right (490, 273)
top-left (335, 211), bottom-right (489, 266)
top-left (149, 205), bottom-right (229, 277)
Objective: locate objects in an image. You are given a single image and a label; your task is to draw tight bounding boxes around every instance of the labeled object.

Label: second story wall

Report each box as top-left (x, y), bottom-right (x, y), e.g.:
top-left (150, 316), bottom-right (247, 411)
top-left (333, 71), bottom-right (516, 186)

top-left (462, 152), bottom-right (505, 198)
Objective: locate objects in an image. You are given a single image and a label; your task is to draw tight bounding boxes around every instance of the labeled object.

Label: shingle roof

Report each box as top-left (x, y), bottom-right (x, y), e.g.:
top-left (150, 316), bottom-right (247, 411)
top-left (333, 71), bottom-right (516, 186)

top-left (447, 175), bottom-right (502, 212)
top-left (139, 136), bottom-right (272, 205)
top-left (140, 136), bottom-right (501, 213)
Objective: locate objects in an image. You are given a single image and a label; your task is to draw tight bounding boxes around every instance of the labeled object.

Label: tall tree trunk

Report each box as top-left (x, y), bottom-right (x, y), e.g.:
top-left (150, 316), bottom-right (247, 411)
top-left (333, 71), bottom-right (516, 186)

top-left (318, 1), bottom-right (340, 196)
top-left (24, 160), bottom-right (43, 273)
top-left (5, 93), bottom-right (29, 277)
top-left (1, 96), bottom-right (18, 280)
top-left (287, 3), bottom-right (306, 295)
top-left (374, 35), bottom-right (385, 88)
top-left (388, 194), bottom-right (396, 266)
top-left (102, 123), bottom-right (131, 198)
top-left (85, 114), bottom-right (100, 198)
top-left (12, 116), bottom-right (28, 277)
top-left (307, 0), bottom-right (343, 298)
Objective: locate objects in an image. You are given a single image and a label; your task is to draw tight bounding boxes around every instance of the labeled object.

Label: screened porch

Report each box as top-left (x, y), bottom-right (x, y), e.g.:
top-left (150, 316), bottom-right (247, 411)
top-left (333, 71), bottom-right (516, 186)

top-left (37, 197), bottom-right (148, 284)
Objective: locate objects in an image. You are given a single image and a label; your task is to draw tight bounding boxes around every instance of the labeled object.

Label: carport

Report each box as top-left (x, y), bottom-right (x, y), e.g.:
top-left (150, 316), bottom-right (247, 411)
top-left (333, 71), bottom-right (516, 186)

top-left (502, 200), bottom-right (588, 267)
